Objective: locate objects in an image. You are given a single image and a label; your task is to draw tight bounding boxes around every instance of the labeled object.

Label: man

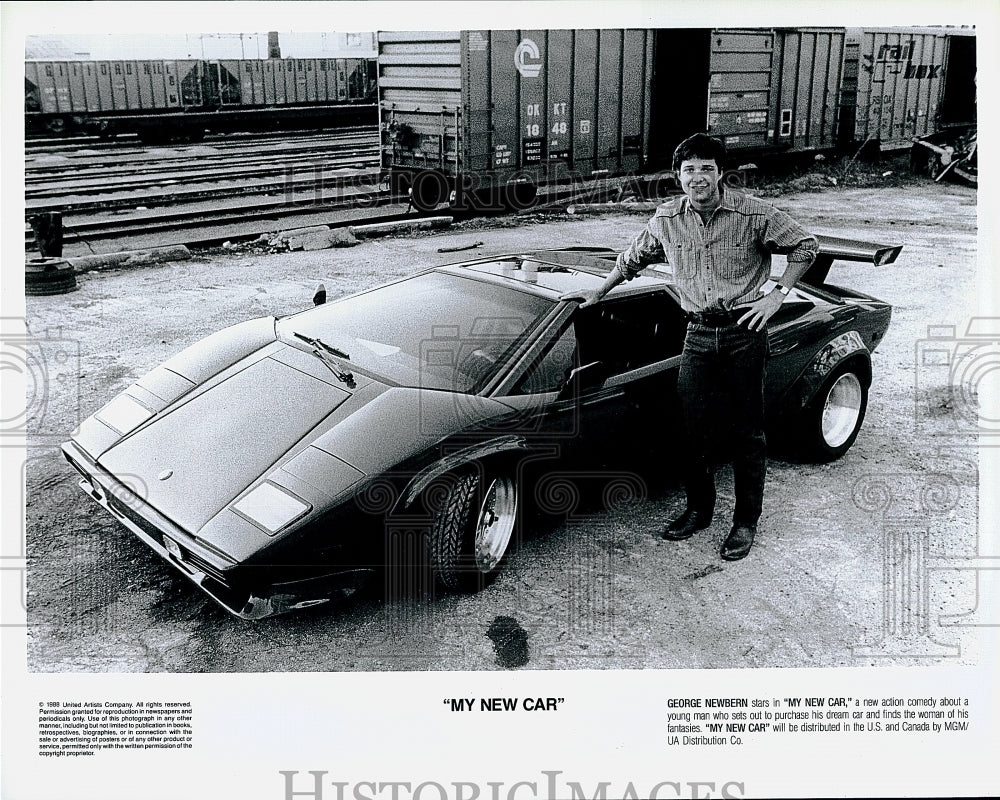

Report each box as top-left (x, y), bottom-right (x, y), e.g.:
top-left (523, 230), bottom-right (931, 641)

top-left (573, 133), bottom-right (818, 560)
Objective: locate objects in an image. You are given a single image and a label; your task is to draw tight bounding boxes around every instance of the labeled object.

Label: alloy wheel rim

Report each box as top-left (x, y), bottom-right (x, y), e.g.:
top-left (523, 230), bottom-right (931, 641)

top-left (822, 373), bottom-right (863, 448)
top-left (474, 477), bottom-right (517, 573)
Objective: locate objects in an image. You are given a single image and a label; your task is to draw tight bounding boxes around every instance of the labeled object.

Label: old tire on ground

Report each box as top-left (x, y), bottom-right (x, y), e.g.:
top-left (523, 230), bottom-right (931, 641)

top-left (429, 469), bottom-right (518, 592)
top-left (802, 365), bottom-right (868, 462)
top-left (25, 258), bottom-right (78, 296)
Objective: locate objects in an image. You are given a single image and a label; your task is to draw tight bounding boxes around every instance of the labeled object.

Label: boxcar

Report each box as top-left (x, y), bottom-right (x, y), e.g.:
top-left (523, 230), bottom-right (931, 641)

top-left (378, 27), bottom-right (976, 211)
top-left (839, 27), bottom-right (976, 151)
top-left (379, 30), bottom-right (655, 210)
top-left (651, 28), bottom-right (846, 159)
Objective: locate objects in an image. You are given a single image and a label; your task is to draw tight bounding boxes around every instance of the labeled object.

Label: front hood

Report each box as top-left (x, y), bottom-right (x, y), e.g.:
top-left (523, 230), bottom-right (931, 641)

top-left (98, 353), bottom-right (353, 533)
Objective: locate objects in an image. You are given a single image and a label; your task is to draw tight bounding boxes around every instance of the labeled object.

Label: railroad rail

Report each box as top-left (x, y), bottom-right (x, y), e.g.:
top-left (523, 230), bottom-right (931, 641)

top-left (24, 125), bottom-right (658, 257)
top-left (25, 127), bottom-right (390, 253)
top-left (26, 128), bottom-right (379, 207)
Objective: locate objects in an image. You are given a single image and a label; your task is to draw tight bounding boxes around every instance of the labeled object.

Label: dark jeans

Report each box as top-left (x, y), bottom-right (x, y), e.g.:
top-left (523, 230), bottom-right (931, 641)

top-left (676, 321), bottom-right (768, 526)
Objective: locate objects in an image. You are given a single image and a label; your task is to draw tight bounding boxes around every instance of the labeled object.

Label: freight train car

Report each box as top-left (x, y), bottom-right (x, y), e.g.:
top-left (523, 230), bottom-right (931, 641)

top-left (379, 30), bottom-right (654, 210)
top-left (378, 27), bottom-right (976, 211)
top-left (839, 27), bottom-right (976, 152)
top-left (25, 57), bottom-right (378, 141)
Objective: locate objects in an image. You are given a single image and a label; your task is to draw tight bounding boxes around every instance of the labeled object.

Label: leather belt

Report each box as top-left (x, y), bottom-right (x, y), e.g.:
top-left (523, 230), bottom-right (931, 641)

top-left (688, 309), bottom-right (743, 327)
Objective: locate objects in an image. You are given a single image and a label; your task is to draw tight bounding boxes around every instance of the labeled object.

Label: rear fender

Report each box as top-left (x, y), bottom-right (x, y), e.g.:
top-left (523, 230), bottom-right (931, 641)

top-left (792, 331), bottom-right (871, 411)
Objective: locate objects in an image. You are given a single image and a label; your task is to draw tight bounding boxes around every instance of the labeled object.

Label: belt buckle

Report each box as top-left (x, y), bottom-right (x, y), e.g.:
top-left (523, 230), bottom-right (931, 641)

top-left (694, 310), bottom-right (726, 325)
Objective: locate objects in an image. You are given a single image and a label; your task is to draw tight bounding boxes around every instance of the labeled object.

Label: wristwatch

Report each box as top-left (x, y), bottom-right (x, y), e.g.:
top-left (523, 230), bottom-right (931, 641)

top-left (772, 284), bottom-right (791, 297)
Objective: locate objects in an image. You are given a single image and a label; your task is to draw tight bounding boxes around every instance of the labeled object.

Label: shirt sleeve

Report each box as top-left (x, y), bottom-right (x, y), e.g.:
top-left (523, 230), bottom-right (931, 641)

top-left (762, 207), bottom-right (819, 265)
top-left (615, 219), bottom-right (666, 281)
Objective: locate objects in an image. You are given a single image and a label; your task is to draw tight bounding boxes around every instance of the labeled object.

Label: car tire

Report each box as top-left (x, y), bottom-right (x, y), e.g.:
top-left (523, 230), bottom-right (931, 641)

top-left (429, 469), bottom-right (518, 592)
top-left (25, 258), bottom-right (78, 296)
top-left (801, 365), bottom-right (869, 462)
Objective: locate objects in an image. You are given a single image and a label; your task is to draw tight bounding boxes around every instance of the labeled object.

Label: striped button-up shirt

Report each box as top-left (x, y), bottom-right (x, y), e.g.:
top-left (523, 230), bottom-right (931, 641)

top-left (615, 189), bottom-right (818, 313)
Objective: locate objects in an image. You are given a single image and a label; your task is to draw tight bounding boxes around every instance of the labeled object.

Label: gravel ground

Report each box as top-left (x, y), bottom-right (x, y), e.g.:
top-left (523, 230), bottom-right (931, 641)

top-left (22, 176), bottom-right (983, 672)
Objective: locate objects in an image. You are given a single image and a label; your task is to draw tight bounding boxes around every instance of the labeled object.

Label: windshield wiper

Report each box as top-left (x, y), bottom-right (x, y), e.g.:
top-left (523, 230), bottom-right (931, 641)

top-left (292, 333), bottom-right (356, 388)
top-left (294, 332), bottom-right (351, 361)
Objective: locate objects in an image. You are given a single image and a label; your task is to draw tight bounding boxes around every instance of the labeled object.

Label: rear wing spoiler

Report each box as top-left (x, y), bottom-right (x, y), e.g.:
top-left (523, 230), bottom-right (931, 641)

top-left (802, 235), bottom-right (903, 287)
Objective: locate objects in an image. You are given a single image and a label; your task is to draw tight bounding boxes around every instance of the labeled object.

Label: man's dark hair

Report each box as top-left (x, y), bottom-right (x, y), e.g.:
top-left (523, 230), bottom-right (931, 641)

top-left (672, 133), bottom-right (727, 172)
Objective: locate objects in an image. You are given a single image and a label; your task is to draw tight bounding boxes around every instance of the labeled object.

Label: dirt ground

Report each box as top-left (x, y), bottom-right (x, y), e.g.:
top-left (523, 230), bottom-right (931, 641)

top-left (21, 176), bottom-right (984, 672)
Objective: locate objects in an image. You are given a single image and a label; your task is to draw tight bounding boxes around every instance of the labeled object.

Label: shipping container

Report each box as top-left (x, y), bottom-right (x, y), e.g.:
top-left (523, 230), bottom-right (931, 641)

top-left (844, 27), bottom-right (976, 150)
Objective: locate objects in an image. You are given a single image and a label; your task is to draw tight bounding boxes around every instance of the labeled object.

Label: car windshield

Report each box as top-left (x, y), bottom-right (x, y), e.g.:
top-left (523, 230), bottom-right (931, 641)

top-left (278, 272), bottom-right (553, 392)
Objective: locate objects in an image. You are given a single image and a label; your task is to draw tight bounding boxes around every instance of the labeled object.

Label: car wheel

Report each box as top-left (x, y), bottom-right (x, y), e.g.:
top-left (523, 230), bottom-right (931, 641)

top-left (803, 365), bottom-right (868, 461)
top-left (429, 469), bottom-right (518, 592)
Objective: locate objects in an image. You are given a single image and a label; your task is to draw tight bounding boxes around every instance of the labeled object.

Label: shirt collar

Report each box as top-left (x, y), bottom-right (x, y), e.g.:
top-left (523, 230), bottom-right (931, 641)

top-left (682, 186), bottom-right (737, 216)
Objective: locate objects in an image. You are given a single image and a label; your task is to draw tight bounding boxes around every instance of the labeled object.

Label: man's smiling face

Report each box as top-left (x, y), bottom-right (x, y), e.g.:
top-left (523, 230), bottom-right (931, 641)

top-left (678, 158), bottom-right (722, 211)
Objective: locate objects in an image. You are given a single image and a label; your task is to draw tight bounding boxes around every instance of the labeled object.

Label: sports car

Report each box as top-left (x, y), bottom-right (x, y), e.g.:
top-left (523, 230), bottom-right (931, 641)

top-left (62, 236), bottom-right (899, 618)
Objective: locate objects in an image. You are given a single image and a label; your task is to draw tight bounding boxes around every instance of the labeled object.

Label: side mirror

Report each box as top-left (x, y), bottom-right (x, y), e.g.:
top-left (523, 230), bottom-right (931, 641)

top-left (556, 360), bottom-right (605, 401)
top-left (313, 283), bottom-right (327, 306)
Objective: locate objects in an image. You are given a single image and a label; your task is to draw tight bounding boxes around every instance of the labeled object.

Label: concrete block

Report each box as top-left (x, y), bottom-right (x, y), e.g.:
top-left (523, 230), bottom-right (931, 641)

top-left (301, 229), bottom-right (360, 250)
top-left (69, 245), bottom-right (191, 272)
top-left (276, 225), bottom-right (331, 242)
top-left (349, 216), bottom-right (453, 238)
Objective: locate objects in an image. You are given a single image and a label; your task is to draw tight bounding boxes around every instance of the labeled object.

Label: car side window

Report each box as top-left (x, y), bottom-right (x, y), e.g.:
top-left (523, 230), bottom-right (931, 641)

top-left (574, 292), bottom-right (686, 376)
top-left (512, 320), bottom-right (579, 395)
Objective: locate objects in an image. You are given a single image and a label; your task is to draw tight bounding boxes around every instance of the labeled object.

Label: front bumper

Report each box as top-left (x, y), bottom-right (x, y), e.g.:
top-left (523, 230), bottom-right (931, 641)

top-left (61, 441), bottom-right (372, 619)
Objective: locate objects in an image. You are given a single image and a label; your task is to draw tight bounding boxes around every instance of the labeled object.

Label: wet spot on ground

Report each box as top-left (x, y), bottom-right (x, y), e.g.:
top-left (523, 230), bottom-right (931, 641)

top-left (487, 615), bottom-right (529, 668)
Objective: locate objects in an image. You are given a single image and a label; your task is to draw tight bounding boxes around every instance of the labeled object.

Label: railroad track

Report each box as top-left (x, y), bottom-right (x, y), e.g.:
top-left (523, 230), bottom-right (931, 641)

top-left (33, 180), bottom-right (395, 240)
top-left (24, 125), bottom-right (651, 257)
top-left (26, 177), bottom-right (650, 258)
top-left (26, 129), bottom-right (379, 207)
top-left (24, 126), bottom-right (374, 156)
top-left (26, 134), bottom-right (375, 177)
top-left (25, 127), bottom-right (395, 253)
top-left (26, 160), bottom-right (382, 212)
top-left (26, 128), bottom-right (375, 173)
